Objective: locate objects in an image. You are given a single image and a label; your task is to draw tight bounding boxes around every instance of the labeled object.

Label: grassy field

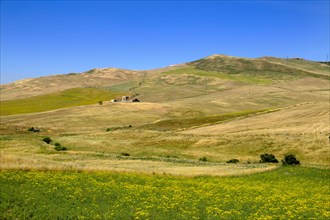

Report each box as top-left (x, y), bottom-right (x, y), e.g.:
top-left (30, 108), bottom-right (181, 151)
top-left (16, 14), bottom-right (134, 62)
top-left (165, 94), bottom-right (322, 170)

top-left (139, 109), bottom-right (272, 131)
top-left (1, 116), bottom-right (329, 173)
top-left (0, 87), bottom-right (127, 116)
top-left (0, 76), bottom-right (329, 168)
top-left (1, 167), bottom-right (329, 219)
top-left (0, 55), bottom-right (329, 219)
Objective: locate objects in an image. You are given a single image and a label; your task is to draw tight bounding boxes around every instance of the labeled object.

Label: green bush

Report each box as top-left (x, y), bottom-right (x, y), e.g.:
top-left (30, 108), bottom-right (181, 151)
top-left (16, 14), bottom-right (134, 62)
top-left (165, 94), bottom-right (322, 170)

top-left (260, 153), bottom-right (278, 163)
top-left (226, 159), bottom-right (239, 164)
top-left (28, 127), bottom-right (41, 132)
top-left (199, 156), bottom-right (208, 162)
top-left (53, 142), bottom-right (67, 151)
top-left (165, 155), bottom-right (179, 159)
top-left (282, 154), bottom-right (300, 165)
top-left (42, 137), bottom-right (52, 144)
top-left (55, 145), bottom-right (67, 151)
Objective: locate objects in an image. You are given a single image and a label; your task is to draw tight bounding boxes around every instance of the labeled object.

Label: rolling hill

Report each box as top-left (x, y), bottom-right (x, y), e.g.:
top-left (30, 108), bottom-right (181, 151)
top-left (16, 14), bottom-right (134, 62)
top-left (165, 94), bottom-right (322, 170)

top-left (0, 54), bottom-right (329, 174)
top-left (0, 68), bottom-right (144, 101)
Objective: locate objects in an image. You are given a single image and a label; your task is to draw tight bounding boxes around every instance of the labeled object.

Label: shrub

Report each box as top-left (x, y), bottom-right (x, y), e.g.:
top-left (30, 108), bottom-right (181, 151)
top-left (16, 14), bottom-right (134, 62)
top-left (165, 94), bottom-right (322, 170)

top-left (260, 153), bottom-right (278, 163)
top-left (106, 125), bottom-right (132, 132)
top-left (226, 159), bottom-right (239, 164)
top-left (121, 152), bottom-right (130, 157)
top-left (42, 137), bottom-right (52, 144)
top-left (55, 145), bottom-right (67, 151)
top-left (53, 142), bottom-right (67, 151)
top-left (166, 155), bottom-right (179, 159)
top-left (199, 156), bottom-right (208, 162)
top-left (28, 127), bottom-right (41, 132)
top-left (98, 101), bottom-right (103, 105)
top-left (282, 154), bottom-right (300, 165)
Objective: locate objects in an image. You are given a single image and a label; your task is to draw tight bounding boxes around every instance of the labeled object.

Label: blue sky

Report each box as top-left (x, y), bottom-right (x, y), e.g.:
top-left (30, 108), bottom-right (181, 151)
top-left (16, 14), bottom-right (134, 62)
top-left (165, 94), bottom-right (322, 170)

top-left (1, 0), bottom-right (329, 84)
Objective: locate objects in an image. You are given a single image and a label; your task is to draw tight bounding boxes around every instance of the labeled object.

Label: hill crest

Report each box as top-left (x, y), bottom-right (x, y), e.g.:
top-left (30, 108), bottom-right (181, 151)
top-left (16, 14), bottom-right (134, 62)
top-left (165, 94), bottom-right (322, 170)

top-left (1, 55), bottom-right (329, 101)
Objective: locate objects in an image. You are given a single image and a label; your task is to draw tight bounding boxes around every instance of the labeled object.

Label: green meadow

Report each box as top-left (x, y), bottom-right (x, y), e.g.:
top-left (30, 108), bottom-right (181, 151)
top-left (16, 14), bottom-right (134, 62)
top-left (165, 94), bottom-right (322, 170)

top-left (0, 88), bottom-right (126, 116)
top-left (1, 167), bottom-right (329, 219)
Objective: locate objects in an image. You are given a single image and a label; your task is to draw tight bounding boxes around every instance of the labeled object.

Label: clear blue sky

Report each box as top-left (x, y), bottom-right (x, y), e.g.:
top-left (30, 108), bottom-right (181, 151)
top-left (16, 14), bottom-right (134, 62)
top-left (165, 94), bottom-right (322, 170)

top-left (1, 0), bottom-right (329, 84)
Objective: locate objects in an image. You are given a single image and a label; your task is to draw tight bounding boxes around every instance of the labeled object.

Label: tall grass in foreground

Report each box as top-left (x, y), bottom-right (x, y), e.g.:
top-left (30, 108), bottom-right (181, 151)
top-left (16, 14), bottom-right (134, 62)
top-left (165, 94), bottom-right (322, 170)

top-left (1, 167), bottom-right (329, 219)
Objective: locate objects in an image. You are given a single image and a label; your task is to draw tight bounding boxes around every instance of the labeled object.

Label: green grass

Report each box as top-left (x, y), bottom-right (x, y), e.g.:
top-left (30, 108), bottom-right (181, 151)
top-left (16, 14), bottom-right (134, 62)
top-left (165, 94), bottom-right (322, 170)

top-left (0, 87), bottom-right (127, 116)
top-left (1, 167), bottom-right (329, 219)
top-left (104, 81), bottom-right (138, 92)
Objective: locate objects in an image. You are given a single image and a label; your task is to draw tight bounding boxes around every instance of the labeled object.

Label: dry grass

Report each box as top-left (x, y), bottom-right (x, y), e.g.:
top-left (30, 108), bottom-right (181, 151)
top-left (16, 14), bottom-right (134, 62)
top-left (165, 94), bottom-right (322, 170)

top-left (262, 57), bottom-right (330, 77)
top-left (1, 56), bottom-right (329, 175)
top-left (183, 102), bottom-right (329, 135)
top-left (0, 153), bottom-right (278, 177)
top-left (0, 68), bottom-right (144, 100)
top-left (0, 102), bottom-right (171, 133)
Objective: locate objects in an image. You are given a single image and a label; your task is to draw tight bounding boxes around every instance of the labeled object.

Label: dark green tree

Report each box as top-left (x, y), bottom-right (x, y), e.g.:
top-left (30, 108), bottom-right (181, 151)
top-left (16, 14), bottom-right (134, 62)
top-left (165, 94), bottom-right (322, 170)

top-left (260, 153), bottom-right (278, 163)
top-left (42, 137), bottom-right (52, 144)
top-left (282, 154), bottom-right (300, 165)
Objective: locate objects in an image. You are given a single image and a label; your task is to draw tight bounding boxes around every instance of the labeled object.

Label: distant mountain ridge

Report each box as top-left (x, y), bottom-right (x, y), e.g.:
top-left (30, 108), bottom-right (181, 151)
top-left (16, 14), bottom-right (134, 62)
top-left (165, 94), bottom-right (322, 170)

top-left (1, 54), bottom-right (329, 101)
top-left (191, 55), bottom-right (329, 78)
top-left (0, 68), bottom-right (144, 101)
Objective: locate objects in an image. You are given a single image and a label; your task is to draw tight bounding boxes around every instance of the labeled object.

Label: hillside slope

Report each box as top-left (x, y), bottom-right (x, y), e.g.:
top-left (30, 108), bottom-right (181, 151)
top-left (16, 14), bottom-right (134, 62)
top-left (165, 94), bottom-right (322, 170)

top-left (1, 55), bottom-right (329, 172)
top-left (1, 54), bottom-right (329, 102)
top-left (189, 55), bottom-right (329, 80)
top-left (0, 68), bottom-right (145, 101)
